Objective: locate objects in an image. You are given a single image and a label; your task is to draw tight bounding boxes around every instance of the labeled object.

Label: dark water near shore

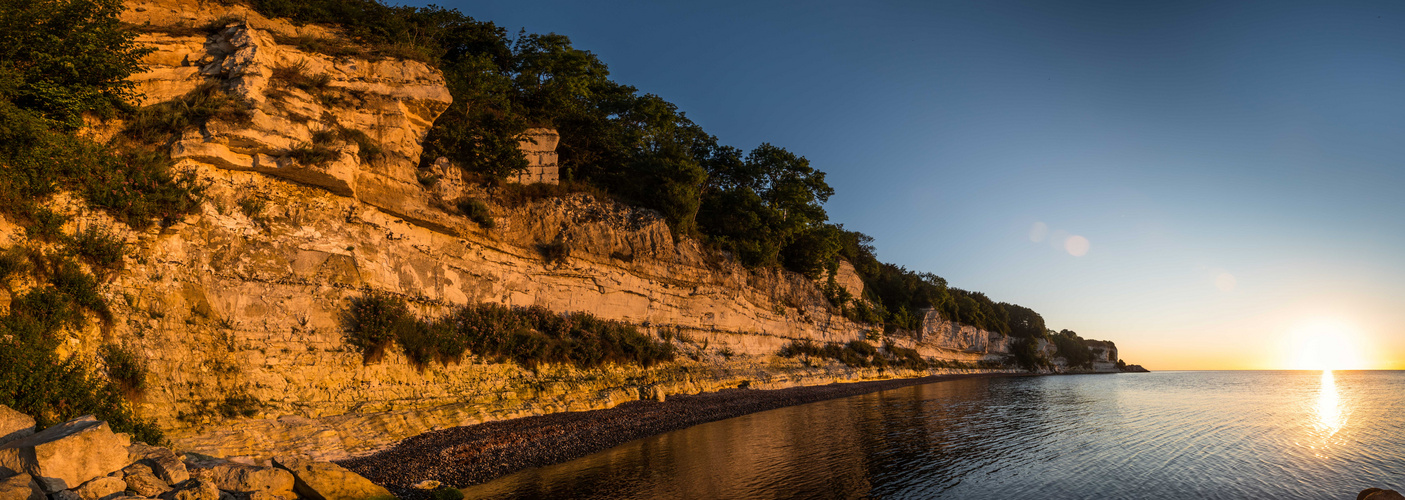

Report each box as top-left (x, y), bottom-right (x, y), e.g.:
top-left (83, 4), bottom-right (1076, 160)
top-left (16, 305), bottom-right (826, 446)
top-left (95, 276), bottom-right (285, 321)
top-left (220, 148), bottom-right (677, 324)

top-left (461, 371), bottom-right (1405, 499)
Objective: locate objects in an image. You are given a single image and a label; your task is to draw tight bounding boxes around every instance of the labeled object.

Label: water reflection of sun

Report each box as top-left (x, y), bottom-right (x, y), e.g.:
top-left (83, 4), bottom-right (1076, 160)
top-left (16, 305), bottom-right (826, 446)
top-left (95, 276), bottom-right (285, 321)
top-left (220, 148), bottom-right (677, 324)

top-left (1305, 370), bottom-right (1348, 457)
top-left (1315, 370), bottom-right (1343, 436)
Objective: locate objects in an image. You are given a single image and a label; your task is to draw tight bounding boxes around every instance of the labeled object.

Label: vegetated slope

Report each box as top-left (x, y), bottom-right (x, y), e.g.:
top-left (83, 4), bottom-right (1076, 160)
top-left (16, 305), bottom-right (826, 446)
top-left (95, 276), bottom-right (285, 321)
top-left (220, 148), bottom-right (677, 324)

top-left (208, 0), bottom-right (1110, 353)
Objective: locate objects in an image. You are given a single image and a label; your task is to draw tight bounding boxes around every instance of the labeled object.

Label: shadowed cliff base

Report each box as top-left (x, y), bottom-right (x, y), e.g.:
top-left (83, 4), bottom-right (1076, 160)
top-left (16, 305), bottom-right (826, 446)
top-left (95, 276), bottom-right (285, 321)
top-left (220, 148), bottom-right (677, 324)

top-left (338, 372), bottom-right (1034, 497)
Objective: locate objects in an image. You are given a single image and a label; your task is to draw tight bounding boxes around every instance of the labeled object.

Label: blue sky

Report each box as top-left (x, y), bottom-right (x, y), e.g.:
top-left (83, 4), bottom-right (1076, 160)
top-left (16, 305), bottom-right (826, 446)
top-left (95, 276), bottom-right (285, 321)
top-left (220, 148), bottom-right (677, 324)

top-left (421, 0), bottom-right (1405, 369)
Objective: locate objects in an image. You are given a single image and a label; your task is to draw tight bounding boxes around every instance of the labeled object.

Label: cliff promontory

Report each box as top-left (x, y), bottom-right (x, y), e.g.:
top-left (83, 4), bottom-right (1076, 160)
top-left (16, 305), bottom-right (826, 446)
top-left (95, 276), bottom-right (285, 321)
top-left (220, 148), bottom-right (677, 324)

top-left (0, 0), bottom-right (1134, 470)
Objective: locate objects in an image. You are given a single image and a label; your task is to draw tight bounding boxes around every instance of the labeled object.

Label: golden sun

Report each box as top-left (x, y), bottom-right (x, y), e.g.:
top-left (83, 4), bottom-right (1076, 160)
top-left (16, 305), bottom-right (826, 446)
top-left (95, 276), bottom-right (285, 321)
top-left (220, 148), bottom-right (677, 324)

top-left (1287, 320), bottom-right (1368, 370)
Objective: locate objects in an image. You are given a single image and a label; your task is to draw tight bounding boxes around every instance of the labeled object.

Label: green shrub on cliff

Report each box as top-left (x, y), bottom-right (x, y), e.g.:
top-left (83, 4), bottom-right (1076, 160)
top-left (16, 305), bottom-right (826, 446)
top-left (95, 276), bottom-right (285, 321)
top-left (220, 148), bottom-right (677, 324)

top-left (0, 0), bottom-right (214, 445)
top-left (343, 293), bottom-right (417, 363)
top-left (342, 294), bottom-right (674, 370)
top-left (779, 339), bottom-right (888, 369)
top-left (1052, 329), bottom-right (1094, 368)
top-left (1, 0), bottom-right (205, 231)
top-left (0, 246), bottom-right (163, 444)
top-left (0, 0), bottom-right (149, 128)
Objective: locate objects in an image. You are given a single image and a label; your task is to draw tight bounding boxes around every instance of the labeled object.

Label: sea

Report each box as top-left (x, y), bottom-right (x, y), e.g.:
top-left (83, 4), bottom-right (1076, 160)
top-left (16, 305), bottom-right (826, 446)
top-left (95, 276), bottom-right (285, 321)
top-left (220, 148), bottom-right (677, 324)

top-left (460, 371), bottom-right (1405, 499)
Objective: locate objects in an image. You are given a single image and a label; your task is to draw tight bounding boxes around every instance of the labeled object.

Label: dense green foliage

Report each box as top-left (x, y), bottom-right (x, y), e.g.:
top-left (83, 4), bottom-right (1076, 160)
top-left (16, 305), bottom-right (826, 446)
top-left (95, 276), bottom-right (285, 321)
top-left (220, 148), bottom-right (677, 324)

top-left (343, 294), bottom-right (675, 370)
top-left (1051, 329), bottom-right (1094, 368)
top-left (99, 342), bottom-right (148, 395)
top-left (0, 0), bottom-right (147, 128)
top-left (1, 0), bottom-right (204, 230)
top-left (0, 0), bottom-right (194, 444)
top-left (0, 247), bottom-right (163, 444)
top-left (831, 229), bottom-right (1048, 336)
top-left (778, 339), bottom-right (993, 371)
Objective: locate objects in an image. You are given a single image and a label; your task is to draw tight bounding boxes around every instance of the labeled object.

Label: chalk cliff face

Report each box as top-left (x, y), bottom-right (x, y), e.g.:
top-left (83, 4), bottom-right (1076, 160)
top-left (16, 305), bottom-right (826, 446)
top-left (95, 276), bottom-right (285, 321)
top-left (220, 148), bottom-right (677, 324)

top-left (0, 0), bottom-right (1110, 462)
top-left (10, 2), bottom-right (895, 461)
top-left (895, 309), bottom-right (1012, 362)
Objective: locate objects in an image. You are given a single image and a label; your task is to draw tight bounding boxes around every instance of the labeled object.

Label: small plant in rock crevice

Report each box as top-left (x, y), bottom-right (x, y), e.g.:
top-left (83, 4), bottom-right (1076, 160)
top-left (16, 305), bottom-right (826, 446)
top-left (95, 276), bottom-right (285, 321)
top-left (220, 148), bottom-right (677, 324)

top-left (68, 225), bottom-right (126, 271)
top-left (286, 141), bottom-right (339, 166)
top-left (455, 198), bottom-right (494, 228)
top-left (99, 343), bottom-right (147, 397)
top-left (270, 60), bottom-right (333, 94)
top-left (238, 196), bottom-right (267, 220)
top-left (536, 241), bottom-right (570, 265)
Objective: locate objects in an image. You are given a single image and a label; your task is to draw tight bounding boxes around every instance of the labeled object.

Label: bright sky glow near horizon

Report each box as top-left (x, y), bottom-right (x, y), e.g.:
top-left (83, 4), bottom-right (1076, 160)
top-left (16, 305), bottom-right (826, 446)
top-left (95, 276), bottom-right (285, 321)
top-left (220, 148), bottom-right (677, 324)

top-left (423, 0), bottom-right (1405, 370)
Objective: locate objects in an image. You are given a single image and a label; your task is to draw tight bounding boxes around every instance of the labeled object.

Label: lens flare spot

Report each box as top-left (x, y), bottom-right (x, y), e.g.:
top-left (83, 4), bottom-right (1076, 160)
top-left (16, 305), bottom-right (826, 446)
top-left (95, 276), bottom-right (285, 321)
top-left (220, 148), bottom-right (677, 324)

top-left (1029, 222), bottom-right (1049, 242)
top-left (1064, 235), bottom-right (1090, 256)
top-left (1215, 272), bottom-right (1236, 292)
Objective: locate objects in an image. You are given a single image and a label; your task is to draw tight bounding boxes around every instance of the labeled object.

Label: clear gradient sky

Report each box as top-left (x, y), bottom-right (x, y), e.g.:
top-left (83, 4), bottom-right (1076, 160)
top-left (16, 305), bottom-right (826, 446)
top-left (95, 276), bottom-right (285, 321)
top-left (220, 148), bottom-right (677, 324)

top-left (421, 0), bottom-right (1405, 370)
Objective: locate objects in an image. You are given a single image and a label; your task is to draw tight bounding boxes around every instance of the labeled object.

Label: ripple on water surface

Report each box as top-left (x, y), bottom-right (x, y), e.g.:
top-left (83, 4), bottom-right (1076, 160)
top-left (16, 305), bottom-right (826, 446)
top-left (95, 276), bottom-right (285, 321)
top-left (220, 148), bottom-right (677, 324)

top-left (462, 371), bottom-right (1405, 500)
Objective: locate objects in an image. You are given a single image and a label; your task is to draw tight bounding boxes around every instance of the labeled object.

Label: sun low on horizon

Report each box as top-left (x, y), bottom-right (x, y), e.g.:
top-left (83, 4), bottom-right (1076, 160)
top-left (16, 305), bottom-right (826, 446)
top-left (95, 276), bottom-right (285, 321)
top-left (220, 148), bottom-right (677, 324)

top-left (1283, 319), bottom-right (1375, 371)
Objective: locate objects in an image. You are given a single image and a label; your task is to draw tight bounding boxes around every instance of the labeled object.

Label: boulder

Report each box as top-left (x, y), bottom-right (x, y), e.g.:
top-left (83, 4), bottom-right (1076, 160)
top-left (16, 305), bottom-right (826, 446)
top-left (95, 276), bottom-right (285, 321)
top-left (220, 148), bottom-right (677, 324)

top-left (74, 477), bottom-right (125, 500)
top-left (120, 464), bottom-right (170, 498)
top-left (0, 416), bottom-right (129, 491)
top-left (0, 474), bottom-right (43, 500)
top-left (50, 489), bottom-right (80, 500)
top-left (126, 444), bottom-right (188, 485)
top-left (186, 458), bottom-right (293, 500)
top-left (1360, 489), bottom-right (1405, 500)
top-left (161, 479), bottom-right (218, 500)
top-left (271, 456), bottom-right (393, 500)
top-left (0, 407), bottom-right (34, 448)
top-left (409, 480), bottom-right (440, 491)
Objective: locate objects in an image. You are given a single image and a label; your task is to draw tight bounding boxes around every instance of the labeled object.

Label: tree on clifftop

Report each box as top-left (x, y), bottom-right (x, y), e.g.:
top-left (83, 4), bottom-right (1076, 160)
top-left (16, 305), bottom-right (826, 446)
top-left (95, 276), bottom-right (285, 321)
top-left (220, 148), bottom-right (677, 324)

top-left (0, 0), bottom-right (150, 128)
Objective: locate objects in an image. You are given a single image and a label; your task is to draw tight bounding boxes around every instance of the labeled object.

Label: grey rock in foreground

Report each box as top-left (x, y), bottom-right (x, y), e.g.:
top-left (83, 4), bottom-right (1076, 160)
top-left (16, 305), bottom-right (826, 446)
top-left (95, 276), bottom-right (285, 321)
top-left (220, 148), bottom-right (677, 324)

top-left (0, 408), bottom-right (34, 448)
top-left (273, 456), bottom-right (394, 500)
top-left (0, 415), bottom-right (129, 491)
top-left (120, 463), bottom-right (170, 498)
top-left (0, 473), bottom-right (43, 500)
top-left (73, 476), bottom-right (125, 500)
top-left (185, 456), bottom-right (295, 500)
top-left (1360, 489), bottom-right (1405, 500)
top-left (0, 406), bottom-right (393, 500)
top-left (127, 443), bottom-right (188, 485)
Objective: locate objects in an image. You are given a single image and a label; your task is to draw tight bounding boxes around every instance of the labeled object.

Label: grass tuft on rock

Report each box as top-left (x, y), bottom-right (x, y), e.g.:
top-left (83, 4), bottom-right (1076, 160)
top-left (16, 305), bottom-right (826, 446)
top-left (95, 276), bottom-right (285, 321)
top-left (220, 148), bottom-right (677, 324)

top-left (68, 225), bottom-right (126, 270)
top-left (455, 198), bottom-right (493, 228)
top-left (271, 61), bottom-right (333, 93)
top-left (123, 83), bottom-right (252, 146)
top-left (99, 343), bottom-right (147, 396)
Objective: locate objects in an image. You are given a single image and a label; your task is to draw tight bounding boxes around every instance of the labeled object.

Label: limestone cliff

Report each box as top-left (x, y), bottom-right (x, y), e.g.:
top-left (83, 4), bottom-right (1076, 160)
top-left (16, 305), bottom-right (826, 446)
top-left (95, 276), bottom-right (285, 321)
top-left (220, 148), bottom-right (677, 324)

top-left (2, 0), bottom-right (1114, 462)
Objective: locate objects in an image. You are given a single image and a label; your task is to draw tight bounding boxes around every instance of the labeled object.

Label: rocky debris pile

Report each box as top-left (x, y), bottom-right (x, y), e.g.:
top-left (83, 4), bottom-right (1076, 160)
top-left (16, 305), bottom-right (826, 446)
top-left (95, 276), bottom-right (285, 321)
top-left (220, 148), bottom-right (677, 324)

top-left (1121, 364), bottom-right (1151, 373)
top-left (0, 406), bottom-right (393, 500)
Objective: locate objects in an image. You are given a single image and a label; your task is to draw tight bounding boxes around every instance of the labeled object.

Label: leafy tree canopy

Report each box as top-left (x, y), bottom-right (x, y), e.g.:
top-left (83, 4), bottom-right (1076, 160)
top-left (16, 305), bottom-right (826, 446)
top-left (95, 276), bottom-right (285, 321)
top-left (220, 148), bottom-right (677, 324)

top-left (0, 0), bottom-right (148, 128)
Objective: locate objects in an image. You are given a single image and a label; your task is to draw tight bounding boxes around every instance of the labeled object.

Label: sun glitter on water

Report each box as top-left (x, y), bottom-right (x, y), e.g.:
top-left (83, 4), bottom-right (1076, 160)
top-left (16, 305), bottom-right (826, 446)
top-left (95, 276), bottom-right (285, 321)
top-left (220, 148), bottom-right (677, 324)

top-left (1286, 320), bottom-right (1368, 370)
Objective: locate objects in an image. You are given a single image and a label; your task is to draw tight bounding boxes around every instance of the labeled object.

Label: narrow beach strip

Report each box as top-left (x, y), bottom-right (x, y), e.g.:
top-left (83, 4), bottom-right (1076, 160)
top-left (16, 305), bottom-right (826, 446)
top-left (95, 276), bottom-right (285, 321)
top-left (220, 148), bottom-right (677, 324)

top-left (339, 372), bottom-right (1025, 497)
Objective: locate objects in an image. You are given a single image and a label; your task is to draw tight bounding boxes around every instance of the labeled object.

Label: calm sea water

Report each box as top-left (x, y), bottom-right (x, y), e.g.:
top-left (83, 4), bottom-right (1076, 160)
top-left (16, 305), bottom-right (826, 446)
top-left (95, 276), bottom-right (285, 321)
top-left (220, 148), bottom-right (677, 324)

top-left (461, 371), bottom-right (1405, 499)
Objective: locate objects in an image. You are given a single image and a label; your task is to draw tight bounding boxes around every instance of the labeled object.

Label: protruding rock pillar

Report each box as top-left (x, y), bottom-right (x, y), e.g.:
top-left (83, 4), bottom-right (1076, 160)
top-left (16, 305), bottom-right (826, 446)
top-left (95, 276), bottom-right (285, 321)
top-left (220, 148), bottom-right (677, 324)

top-left (511, 128), bottom-right (561, 185)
